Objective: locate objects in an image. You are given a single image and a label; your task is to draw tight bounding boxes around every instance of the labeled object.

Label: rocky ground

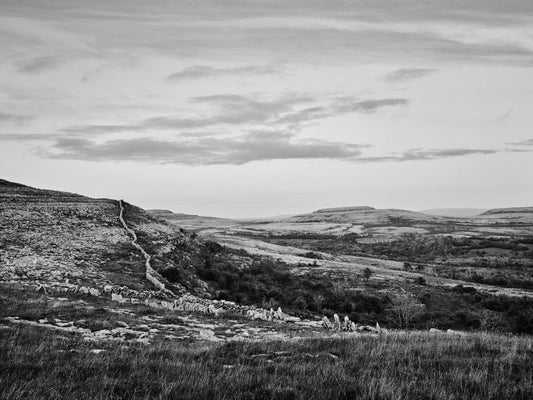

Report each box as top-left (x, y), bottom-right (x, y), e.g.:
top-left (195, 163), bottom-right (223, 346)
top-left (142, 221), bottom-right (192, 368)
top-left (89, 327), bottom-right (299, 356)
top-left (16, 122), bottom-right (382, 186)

top-left (1, 283), bottom-right (325, 344)
top-left (0, 179), bottom-right (348, 344)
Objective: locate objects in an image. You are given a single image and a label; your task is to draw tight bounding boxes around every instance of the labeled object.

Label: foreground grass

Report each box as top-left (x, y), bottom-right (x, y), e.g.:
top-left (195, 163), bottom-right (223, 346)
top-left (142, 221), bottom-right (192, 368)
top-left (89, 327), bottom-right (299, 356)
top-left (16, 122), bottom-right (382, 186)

top-left (1, 325), bottom-right (532, 400)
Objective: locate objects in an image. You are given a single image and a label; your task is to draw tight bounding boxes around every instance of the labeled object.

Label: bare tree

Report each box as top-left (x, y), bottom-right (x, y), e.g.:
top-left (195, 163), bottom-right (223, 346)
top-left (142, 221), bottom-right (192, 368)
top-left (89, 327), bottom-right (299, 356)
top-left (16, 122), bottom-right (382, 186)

top-left (389, 291), bottom-right (424, 329)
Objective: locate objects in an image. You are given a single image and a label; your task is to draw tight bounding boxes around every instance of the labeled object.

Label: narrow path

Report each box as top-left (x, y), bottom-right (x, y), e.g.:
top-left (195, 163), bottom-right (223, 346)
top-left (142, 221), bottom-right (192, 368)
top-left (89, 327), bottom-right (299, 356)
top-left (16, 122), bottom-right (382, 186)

top-left (118, 199), bottom-right (171, 294)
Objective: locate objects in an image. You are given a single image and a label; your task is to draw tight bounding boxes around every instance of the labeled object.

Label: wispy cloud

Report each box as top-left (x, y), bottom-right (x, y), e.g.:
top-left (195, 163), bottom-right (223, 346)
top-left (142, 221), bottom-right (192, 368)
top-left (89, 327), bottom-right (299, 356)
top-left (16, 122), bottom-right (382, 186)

top-left (0, 112), bottom-right (33, 125)
top-left (0, 133), bottom-right (54, 141)
top-left (508, 138), bottom-right (533, 146)
top-left (359, 148), bottom-right (501, 163)
top-left (54, 94), bottom-right (409, 135)
top-left (384, 68), bottom-right (436, 82)
top-left (274, 97), bottom-right (409, 126)
top-left (42, 131), bottom-right (364, 165)
top-left (332, 98), bottom-right (409, 113)
top-left (16, 55), bottom-right (61, 73)
top-left (2, 2), bottom-right (533, 71)
top-left (166, 65), bottom-right (279, 81)
top-left (493, 109), bottom-right (513, 122)
top-left (34, 131), bottom-right (515, 166)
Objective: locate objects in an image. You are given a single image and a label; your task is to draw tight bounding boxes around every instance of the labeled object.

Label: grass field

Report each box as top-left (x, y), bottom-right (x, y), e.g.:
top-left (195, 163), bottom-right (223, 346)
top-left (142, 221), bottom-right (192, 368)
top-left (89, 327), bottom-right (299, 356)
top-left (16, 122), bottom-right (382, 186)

top-left (1, 324), bottom-right (532, 400)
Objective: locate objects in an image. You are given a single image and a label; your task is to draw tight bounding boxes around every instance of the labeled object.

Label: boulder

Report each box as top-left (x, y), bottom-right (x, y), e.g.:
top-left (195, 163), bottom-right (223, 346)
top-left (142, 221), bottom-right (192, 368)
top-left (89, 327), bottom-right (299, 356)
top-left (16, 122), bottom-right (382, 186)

top-left (283, 316), bottom-right (301, 323)
top-left (322, 316), bottom-right (332, 329)
top-left (343, 316), bottom-right (351, 331)
top-left (446, 329), bottom-right (466, 336)
top-left (111, 293), bottom-right (126, 303)
top-left (160, 300), bottom-right (174, 310)
top-left (333, 314), bottom-right (341, 331)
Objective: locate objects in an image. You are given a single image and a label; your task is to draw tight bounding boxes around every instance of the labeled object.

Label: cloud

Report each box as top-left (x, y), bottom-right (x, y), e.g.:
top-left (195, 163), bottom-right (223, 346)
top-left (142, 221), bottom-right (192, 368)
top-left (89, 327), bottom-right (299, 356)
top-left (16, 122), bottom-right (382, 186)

top-left (0, 133), bottom-right (54, 141)
top-left (56, 94), bottom-right (408, 135)
top-left (42, 131), bottom-right (363, 165)
top-left (384, 68), bottom-right (436, 82)
top-left (16, 55), bottom-right (61, 73)
top-left (55, 94), bottom-right (312, 134)
top-left (35, 130), bottom-right (516, 166)
top-left (332, 98), bottom-right (409, 113)
top-left (0, 112), bottom-right (33, 125)
top-left (493, 109), bottom-right (513, 122)
top-left (166, 65), bottom-right (279, 80)
top-left (274, 97), bottom-right (409, 127)
top-left (3, 2), bottom-right (533, 68)
top-left (59, 124), bottom-right (145, 135)
top-left (359, 148), bottom-right (500, 162)
top-left (508, 138), bottom-right (533, 146)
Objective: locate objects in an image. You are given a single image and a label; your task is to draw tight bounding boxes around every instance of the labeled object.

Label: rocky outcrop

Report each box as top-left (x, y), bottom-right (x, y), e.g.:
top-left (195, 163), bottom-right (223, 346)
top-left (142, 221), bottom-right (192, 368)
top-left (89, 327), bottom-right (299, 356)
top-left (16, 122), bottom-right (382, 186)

top-left (321, 314), bottom-right (381, 334)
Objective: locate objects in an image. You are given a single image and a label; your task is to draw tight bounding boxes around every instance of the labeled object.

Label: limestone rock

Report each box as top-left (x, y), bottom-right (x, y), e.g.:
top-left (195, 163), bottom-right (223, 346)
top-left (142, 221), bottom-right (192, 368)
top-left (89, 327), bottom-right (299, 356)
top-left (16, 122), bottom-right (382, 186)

top-left (333, 314), bottom-right (341, 331)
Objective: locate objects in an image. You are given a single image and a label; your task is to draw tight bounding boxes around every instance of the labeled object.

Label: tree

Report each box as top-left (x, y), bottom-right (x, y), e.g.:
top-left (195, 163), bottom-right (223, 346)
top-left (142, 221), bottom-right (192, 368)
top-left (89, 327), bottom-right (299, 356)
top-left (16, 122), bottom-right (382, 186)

top-left (363, 267), bottom-right (373, 281)
top-left (389, 291), bottom-right (424, 329)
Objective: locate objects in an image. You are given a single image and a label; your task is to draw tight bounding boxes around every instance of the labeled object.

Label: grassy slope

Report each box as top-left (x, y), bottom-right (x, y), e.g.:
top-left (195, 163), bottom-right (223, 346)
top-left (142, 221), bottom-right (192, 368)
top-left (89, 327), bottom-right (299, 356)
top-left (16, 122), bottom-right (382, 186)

top-left (1, 324), bottom-right (532, 400)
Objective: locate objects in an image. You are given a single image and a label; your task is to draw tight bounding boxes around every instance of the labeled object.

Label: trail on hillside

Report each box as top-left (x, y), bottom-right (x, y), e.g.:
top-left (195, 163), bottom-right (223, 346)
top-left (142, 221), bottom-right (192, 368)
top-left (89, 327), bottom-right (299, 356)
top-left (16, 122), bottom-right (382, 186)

top-left (118, 200), bottom-right (172, 294)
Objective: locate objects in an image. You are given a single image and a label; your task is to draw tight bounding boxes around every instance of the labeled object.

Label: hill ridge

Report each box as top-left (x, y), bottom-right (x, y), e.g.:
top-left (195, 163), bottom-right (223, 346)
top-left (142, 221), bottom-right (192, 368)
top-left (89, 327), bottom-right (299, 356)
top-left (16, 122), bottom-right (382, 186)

top-left (482, 206), bottom-right (533, 215)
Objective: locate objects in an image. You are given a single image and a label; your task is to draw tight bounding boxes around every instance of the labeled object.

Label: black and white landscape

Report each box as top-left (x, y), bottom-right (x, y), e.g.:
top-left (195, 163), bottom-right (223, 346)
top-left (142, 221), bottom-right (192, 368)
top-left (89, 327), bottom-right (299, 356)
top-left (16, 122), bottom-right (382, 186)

top-left (1, 1), bottom-right (533, 399)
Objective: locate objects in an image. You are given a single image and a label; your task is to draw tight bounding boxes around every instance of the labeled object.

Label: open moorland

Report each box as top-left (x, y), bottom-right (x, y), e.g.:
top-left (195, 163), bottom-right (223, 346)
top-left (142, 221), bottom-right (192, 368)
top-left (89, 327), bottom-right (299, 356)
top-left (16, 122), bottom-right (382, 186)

top-left (2, 179), bottom-right (533, 399)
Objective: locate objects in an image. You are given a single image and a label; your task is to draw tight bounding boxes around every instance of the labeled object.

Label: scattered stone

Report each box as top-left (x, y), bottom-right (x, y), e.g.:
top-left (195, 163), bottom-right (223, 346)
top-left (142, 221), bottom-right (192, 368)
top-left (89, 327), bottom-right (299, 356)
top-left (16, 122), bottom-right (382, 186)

top-left (333, 314), bottom-right (341, 331)
top-left (343, 315), bottom-right (351, 331)
top-left (111, 293), bottom-right (126, 303)
top-left (446, 329), bottom-right (466, 336)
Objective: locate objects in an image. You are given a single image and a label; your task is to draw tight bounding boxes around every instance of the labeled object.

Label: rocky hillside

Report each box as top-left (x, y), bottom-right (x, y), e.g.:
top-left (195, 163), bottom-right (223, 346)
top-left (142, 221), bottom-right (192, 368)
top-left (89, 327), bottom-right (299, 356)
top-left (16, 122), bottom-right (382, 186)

top-left (0, 179), bottom-right (314, 322)
top-left (0, 179), bottom-right (144, 291)
top-left (0, 179), bottom-right (222, 298)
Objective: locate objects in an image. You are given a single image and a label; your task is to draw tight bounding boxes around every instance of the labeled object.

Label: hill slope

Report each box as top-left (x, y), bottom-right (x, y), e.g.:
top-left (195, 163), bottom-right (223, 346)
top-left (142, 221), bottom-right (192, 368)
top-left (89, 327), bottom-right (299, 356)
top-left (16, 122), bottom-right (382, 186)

top-left (0, 179), bottom-right (223, 298)
top-left (281, 206), bottom-right (445, 225)
top-left (419, 208), bottom-right (487, 217)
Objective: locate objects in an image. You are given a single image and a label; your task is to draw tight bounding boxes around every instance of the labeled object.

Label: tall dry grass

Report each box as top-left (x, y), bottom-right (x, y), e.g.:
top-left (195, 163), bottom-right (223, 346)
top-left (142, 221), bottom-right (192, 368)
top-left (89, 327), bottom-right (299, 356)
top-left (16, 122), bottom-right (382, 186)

top-left (1, 325), bottom-right (532, 400)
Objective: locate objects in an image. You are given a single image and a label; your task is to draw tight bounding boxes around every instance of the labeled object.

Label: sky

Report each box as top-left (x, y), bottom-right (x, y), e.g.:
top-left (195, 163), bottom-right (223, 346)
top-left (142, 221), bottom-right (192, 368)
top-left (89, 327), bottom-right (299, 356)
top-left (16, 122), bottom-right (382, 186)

top-left (1, 0), bottom-right (533, 218)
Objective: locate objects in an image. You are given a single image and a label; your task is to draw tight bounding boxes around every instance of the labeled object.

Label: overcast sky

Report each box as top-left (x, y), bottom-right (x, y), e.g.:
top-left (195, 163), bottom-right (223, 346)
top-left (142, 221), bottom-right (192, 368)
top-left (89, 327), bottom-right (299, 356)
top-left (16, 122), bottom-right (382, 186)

top-left (1, 0), bottom-right (532, 217)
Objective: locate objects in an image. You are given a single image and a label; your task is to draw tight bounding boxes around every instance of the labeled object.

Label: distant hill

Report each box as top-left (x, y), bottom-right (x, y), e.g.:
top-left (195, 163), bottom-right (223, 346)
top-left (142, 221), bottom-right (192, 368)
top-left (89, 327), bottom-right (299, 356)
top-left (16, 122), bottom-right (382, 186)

top-left (482, 207), bottom-right (533, 215)
top-left (280, 206), bottom-right (444, 225)
top-left (148, 209), bottom-right (239, 230)
top-left (478, 207), bottom-right (533, 223)
top-left (419, 208), bottom-right (487, 217)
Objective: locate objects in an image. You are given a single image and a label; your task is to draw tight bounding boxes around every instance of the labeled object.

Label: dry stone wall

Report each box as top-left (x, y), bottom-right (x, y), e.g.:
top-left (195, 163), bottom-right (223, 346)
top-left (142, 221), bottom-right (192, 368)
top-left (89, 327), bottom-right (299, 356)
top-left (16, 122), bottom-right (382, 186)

top-left (118, 200), bottom-right (174, 295)
top-left (116, 200), bottom-right (301, 322)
